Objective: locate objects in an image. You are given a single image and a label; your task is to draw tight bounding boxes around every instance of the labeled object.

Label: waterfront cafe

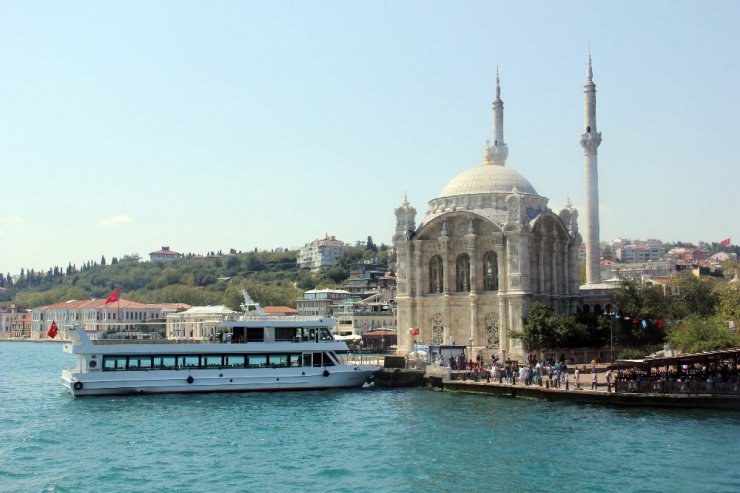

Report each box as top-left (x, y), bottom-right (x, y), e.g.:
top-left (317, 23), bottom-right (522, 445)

top-left (360, 329), bottom-right (397, 351)
top-left (615, 347), bottom-right (740, 395)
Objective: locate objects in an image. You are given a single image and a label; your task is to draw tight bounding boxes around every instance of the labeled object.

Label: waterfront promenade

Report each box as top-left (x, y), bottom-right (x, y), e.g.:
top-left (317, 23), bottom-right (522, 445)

top-left (420, 365), bottom-right (740, 411)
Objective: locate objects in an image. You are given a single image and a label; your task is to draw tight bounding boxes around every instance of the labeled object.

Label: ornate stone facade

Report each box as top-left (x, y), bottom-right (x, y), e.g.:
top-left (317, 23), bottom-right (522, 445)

top-left (394, 73), bottom-right (583, 362)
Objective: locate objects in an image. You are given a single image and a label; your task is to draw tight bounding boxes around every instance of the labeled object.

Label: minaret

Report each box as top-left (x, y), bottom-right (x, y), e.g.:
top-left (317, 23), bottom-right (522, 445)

top-left (580, 50), bottom-right (602, 284)
top-left (490, 67), bottom-right (508, 166)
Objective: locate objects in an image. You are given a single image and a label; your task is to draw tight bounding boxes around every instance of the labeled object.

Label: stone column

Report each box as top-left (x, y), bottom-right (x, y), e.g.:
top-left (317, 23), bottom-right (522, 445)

top-left (440, 237), bottom-right (450, 295)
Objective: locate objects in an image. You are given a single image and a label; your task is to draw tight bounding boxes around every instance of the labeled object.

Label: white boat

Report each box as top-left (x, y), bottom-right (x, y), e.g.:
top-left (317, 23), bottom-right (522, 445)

top-left (60, 293), bottom-right (379, 397)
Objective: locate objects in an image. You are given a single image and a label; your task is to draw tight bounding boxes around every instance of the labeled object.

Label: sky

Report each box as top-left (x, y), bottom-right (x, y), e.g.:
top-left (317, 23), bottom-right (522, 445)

top-left (1, 1), bottom-right (739, 277)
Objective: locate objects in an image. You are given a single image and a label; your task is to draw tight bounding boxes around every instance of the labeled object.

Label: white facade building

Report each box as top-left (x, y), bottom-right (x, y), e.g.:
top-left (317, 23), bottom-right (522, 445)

top-left (166, 305), bottom-right (236, 340)
top-left (149, 246), bottom-right (183, 263)
top-left (31, 299), bottom-right (189, 339)
top-left (297, 235), bottom-right (350, 272)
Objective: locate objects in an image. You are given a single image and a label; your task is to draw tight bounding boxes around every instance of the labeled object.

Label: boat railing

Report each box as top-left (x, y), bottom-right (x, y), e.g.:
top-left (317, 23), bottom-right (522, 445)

top-left (342, 354), bottom-right (385, 367)
top-left (221, 314), bottom-right (336, 323)
top-left (92, 339), bottom-right (218, 345)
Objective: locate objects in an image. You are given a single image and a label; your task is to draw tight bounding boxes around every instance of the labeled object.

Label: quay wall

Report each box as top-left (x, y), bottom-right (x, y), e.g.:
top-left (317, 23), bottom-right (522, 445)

top-left (374, 366), bottom-right (740, 411)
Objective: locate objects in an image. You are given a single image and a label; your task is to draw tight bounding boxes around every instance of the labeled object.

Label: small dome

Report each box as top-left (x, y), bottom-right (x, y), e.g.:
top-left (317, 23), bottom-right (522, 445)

top-left (438, 164), bottom-right (538, 198)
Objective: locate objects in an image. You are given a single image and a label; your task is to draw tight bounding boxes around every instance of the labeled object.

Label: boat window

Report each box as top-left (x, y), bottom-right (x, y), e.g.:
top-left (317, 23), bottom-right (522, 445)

top-left (268, 354), bottom-right (289, 368)
top-left (274, 327), bottom-right (294, 341)
top-left (322, 352), bottom-right (335, 367)
top-left (154, 356), bottom-right (177, 369)
top-left (312, 352), bottom-right (322, 367)
top-left (246, 355), bottom-right (267, 368)
top-left (103, 356), bottom-right (127, 371)
top-left (319, 328), bottom-right (333, 341)
top-left (325, 351), bottom-right (341, 365)
top-left (306, 328), bottom-right (317, 342)
top-left (303, 353), bottom-right (312, 367)
top-left (245, 327), bottom-right (264, 342)
top-left (181, 355), bottom-right (199, 368)
top-left (126, 356), bottom-right (151, 370)
top-left (201, 355), bottom-right (223, 368)
top-left (224, 355), bottom-right (245, 368)
top-left (289, 354), bottom-right (302, 367)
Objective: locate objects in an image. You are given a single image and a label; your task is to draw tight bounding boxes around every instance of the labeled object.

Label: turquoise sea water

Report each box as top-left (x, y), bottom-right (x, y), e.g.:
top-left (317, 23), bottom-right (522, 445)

top-left (1, 343), bottom-right (739, 493)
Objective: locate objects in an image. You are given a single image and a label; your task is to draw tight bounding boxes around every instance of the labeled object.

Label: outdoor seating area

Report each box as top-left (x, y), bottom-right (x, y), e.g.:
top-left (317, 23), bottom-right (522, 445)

top-left (615, 347), bottom-right (740, 395)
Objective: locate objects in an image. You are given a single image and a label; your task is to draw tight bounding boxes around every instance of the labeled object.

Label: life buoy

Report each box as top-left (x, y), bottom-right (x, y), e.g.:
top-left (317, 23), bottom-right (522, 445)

top-left (323, 369), bottom-right (330, 377)
top-left (73, 381), bottom-right (83, 391)
top-left (186, 375), bottom-right (194, 384)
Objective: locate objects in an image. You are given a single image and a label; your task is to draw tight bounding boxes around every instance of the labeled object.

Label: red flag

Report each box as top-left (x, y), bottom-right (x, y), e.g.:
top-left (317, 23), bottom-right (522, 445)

top-left (720, 238), bottom-right (731, 247)
top-left (47, 321), bottom-right (58, 339)
top-left (105, 287), bottom-right (120, 304)
top-left (409, 327), bottom-right (420, 336)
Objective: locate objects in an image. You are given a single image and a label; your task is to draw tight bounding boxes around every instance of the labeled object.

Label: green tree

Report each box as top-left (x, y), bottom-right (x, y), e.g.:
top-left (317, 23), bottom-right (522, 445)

top-left (14, 286), bottom-right (91, 309)
top-left (511, 302), bottom-right (587, 351)
top-left (666, 314), bottom-right (740, 353)
top-left (668, 271), bottom-right (717, 318)
top-left (713, 282), bottom-right (740, 324)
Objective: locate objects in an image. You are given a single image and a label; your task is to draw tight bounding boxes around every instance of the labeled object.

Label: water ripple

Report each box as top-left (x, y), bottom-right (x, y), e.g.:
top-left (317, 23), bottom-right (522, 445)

top-left (2, 343), bottom-right (740, 492)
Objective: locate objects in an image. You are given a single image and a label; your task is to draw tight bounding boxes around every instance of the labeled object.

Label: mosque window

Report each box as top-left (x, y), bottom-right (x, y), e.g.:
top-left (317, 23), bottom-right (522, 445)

top-left (429, 255), bottom-right (443, 294)
top-left (455, 254), bottom-right (470, 292)
top-left (483, 251), bottom-right (499, 291)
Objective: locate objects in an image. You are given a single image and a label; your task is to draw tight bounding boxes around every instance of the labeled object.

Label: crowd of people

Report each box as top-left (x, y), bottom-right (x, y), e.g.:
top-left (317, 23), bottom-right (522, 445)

top-left (433, 351), bottom-right (740, 395)
top-left (437, 353), bottom-right (614, 392)
top-left (615, 364), bottom-right (740, 394)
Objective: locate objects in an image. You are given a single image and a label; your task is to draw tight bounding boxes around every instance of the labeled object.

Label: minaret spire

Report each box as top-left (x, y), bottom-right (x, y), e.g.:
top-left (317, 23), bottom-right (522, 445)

top-left (580, 50), bottom-right (603, 285)
top-left (489, 66), bottom-right (508, 166)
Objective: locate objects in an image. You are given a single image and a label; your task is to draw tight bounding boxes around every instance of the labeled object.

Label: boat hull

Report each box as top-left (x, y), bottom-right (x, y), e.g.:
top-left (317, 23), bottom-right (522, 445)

top-left (61, 365), bottom-right (377, 397)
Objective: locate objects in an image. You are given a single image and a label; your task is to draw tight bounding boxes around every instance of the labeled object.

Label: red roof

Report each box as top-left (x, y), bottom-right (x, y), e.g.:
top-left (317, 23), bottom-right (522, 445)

top-left (38, 299), bottom-right (190, 310)
top-left (264, 306), bottom-right (299, 315)
top-left (363, 330), bottom-right (396, 337)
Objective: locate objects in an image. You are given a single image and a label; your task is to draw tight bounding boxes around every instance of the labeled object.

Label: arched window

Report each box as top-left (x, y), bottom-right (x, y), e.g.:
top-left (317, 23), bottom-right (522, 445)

top-left (429, 255), bottom-right (443, 294)
top-left (483, 251), bottom-right (498, 291)
top-left (455, 253), bottom-right (470, 292)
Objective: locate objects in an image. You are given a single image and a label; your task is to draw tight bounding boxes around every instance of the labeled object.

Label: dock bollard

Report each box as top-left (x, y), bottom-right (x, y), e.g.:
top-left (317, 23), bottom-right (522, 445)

top-left (546, 380), bottom-right (549, 389)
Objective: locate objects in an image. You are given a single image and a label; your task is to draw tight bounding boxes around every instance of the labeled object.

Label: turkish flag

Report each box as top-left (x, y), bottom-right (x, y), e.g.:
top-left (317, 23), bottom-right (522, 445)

top-left (105, 287), bottom-right (120, 304)
top-left (47, 321), bottom-right (59, 338)
top-left (720, 238), bottom-right (731, 247)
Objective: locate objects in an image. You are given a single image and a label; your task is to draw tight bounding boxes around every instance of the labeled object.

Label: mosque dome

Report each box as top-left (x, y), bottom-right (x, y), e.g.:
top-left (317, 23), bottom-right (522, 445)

top-left (437, 163), bottom-right (538, 198)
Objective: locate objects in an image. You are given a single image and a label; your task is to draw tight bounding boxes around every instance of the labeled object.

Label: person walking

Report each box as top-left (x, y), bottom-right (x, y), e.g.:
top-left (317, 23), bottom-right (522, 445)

top-left (575, 367), bottom-right (581, 389)
top-left (591, 369), bottom-right (598, 390)
top-left (606, 369), bottom-right (613, 393)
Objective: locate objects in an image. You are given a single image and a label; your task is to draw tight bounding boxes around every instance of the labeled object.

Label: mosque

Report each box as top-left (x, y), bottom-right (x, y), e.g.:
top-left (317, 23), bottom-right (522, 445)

top-left (393, 55), bottom-right (605, 361)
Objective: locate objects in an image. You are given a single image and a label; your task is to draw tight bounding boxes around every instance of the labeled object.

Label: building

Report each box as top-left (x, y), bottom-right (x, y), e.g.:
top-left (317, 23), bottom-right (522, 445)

top-left (295, 287), bottom-right (396, 336)
top-left (605, 260), bottom-right (677, 280)
top-left (666, 247), bottom-right (709, 264)
top-left (166, 305), bottom-right (236, 340)
top-left (297, 235), bottom-right (351, 272)
top-left (31, 298), bottom-right (189, 339)
top-left (149, 246), bottom-right (183, 263)
top-left (295, 289), bottom-right (355, 317)
top-left (0, 305), bottom-right (32, 339)
top-left (614, 240), bottom-right (665, 263)
top-left (341, 262), bottom-right (394, 297)
top-left (394, 60), bottom-right (602, 361)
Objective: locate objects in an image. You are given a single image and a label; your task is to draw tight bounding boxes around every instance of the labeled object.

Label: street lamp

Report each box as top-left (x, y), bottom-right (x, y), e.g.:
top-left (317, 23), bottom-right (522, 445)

top-left (468, 337), bottom-right (473, 366)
